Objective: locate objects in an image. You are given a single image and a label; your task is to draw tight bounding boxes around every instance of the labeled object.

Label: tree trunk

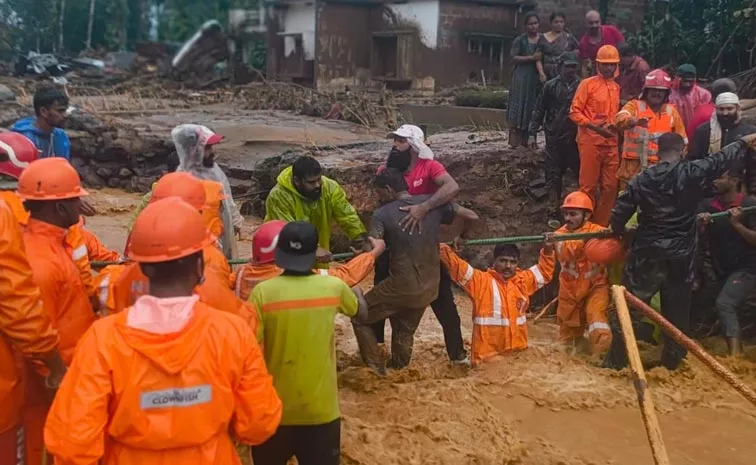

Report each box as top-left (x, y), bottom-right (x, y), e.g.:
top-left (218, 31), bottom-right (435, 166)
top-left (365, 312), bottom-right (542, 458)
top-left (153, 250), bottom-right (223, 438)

top-left (58, 0), bottom-right (66, 51)
top-left (86, 0), bottom-right (96, 49)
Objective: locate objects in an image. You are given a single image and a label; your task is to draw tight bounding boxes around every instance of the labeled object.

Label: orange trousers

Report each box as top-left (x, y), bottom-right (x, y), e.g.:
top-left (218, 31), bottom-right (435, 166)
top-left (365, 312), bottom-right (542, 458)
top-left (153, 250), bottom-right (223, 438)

top-left (578, 142), bottom-right (619, 226)
top-left (557, 283), bottom-right (612, 354)
top-left (22, 371), bottom-right (49, 465)
top-left (0, 423), bottom-right (24, 465)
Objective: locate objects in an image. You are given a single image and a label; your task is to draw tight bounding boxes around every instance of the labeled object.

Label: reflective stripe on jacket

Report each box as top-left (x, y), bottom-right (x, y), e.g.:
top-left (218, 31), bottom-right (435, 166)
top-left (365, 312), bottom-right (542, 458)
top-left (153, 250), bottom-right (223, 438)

top-left (616, 100), bottom-right (688, 167)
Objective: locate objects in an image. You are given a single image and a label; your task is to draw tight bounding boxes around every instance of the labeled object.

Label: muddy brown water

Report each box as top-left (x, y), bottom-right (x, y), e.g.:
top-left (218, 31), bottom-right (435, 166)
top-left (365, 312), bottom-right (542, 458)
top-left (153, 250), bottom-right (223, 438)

top-left (87, 189), bottom-right (756, 465)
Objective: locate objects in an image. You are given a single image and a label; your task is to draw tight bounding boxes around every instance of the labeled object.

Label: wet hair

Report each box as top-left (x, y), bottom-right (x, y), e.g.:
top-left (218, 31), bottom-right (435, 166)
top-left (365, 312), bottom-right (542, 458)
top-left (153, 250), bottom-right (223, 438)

top-left (139, 251), bottom-right (203, 286)
top-left (374, 167), bottom-right (408, 192)
top-left (618, 42), bottom-right (634, 57)
top-left (292, 156), bottom-right (322, 180)
top-left (657, 132), bottom-right (686, 157)
top-left (33, 86), bottom-right (69, 116)
top-left (711, 78), bottom-right (737, 101)
top-left (550, 12), bottom-right (566, 23)
top-left (524, 12), bottom-right (540, 25)
top-left (724, 160), bottom-right (746, 178)
top-left (493, 244), bottom-right (520, 259)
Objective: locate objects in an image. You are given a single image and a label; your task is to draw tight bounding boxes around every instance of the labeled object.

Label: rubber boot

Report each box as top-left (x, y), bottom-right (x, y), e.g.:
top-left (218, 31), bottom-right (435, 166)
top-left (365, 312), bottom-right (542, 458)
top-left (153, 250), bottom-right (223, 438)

top-left (726, 337), bottom-right (744, 356)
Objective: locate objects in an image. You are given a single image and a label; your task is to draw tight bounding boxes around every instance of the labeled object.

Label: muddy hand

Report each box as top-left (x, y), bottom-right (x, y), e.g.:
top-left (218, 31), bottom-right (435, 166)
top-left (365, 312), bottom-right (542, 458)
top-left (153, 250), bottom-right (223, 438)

top-left (399, 204), bottom-right (430, 235)
top-left (741, 132), bottom-right (756, 148)
top-left (368, 237), bottom-right (386, 257)
top-left (729, 206), bottom-right (743, 225)
top-left (80, 198), bottom-right (97, 216)
top-left (316, 247), bottom-right (333, 263)
top-left (452, 236), bottom-right (465, 251)
top-left (542, 232), bottom-right (556, 251)
top-left (697, 212), bottom-right (712, 225)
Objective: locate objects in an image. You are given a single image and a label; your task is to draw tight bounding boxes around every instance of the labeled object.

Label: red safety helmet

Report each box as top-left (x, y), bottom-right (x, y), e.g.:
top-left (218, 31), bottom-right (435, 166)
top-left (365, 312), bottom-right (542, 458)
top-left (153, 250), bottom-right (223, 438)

top-left (643, 69), bottom-right (672, 91)
top-left (251, 220), bottom-right (287, 265)
top-left (0, 132), bottom-right (40, 179)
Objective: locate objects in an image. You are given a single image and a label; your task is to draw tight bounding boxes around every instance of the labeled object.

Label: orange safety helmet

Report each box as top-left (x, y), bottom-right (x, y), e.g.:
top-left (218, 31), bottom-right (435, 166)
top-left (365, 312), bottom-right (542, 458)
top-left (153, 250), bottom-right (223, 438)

top-left (128, 197), bottom-right (215, 263)
top-left (17, 158), bottom-right (88, 201)
top-left (584, 237), bottom-right (626, 265)
top-left (643, 69), bottom-right (672, 91)
top-left (595, 45), bottom-right (620, 64)
top-left (0, 132), bottom-right (40, 179)
top-left (150, 172), bottom-right (206, 210)
top-left (561, 191), bottom-right (594, 212)
top-left (251, 220), bottom-right (287, 264)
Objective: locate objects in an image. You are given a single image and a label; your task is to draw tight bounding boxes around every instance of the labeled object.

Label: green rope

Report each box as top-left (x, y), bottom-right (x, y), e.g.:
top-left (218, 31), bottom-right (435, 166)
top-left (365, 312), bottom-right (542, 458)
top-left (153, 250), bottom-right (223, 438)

top-left (90, 206), bottom-right (756, 269)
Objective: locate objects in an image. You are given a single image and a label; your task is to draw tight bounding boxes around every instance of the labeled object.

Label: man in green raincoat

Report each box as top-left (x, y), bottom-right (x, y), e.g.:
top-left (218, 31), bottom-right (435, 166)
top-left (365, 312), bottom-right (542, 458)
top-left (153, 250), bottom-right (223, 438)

top-left (264, 156), bottom-right (368, 265)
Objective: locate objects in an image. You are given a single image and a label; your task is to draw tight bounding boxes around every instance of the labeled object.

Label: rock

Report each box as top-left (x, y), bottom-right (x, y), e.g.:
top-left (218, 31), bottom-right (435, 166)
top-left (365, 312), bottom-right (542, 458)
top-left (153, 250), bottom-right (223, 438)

top-left (119, 168), bottom-right (134, 178)
top-left (107, 178), bottom-right (122, 188)
top-left (0, 84), bottom-right (16, 102)
top-left (70, 157), bottom-right (88, 170)
top-left (77, 165), bottom-right (106, 188)
top-left (96, 167), bottom-right (115, 178)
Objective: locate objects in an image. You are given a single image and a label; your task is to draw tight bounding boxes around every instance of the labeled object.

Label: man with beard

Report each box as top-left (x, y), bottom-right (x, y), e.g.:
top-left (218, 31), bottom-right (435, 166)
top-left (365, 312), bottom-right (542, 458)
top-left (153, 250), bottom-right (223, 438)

top-left (264, 155), bottom-right (368, 265)
top-left (352, 168), bottom-right (478, 374)
top-left (569, 44), bottom-right (621, 226)
top-left (371, 124), bottom-right (469, 364)
top-left (689, 93), bottom-right (756, 194)
top-left (577, 10), bottom-right (624, 77)
top-left (614, 69), bottom-right (687, 191)
top-left (529, 52), bottom-right (581, 218)
top-left (669, 64), bottom-right (711, 131)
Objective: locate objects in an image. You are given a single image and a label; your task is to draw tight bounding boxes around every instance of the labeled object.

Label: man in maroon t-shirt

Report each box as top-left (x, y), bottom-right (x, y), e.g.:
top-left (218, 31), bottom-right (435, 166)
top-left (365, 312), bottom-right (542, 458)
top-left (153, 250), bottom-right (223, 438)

top-left (578, 10), bottom-right (625, 77)
top-left (372, 124), bottom-right (468, 363)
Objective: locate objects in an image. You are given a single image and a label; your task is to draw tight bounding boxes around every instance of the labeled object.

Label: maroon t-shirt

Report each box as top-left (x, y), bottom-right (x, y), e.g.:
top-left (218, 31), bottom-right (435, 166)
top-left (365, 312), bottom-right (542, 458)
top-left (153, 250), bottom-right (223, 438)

top-left (578, 25), bottom-right (625, 62)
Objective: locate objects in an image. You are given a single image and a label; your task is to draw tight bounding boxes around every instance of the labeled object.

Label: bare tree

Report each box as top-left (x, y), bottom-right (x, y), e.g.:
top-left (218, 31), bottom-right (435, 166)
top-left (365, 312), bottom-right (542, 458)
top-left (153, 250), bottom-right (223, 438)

top-left (86, 0), bottom-right (96, 49)
top-left (58, 0), bottom-right (66, 51)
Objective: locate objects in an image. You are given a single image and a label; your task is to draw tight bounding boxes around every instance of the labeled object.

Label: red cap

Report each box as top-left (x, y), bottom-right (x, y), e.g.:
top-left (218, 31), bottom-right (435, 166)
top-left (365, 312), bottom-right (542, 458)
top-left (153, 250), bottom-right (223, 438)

top-left (206, 133), bottom-right (224, 146)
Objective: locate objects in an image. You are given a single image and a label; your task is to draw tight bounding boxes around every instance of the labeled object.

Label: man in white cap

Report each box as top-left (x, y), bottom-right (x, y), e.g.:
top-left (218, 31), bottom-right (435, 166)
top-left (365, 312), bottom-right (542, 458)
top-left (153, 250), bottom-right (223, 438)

top-left (689, 92), bottom-right (756, 160)
top-left (689, 92), bottom-right (756, 193)
top-left (371, 124), bottom-right (469, 364)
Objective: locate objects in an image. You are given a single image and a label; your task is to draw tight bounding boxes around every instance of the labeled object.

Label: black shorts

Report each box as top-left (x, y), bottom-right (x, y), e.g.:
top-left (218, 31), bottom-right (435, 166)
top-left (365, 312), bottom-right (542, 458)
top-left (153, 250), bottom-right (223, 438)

top-left (251, 418), bottom-right (340, 465)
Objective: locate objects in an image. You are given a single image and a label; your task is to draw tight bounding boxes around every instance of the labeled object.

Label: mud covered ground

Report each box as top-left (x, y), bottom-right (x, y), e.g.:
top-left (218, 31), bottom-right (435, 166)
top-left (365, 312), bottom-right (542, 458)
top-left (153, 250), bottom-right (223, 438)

top-left (86, 190), bottom-right (756, 465)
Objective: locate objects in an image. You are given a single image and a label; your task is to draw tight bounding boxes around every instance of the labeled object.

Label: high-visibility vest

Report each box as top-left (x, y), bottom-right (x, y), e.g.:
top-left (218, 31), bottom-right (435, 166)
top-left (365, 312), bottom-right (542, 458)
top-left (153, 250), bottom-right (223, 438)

top-left (622, 101), bottom-right (676, 168)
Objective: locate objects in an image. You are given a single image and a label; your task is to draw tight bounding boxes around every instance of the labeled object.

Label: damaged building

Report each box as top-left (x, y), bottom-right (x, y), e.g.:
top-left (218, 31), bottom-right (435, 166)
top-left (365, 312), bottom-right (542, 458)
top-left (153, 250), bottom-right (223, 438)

top-left (264, 0), bottom-right (645, 92)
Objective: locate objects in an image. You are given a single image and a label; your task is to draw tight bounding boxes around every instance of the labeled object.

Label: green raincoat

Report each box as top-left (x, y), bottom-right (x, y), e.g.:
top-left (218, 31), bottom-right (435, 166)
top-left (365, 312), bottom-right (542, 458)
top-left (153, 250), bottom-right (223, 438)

top-left (264, 166), bottom-right (366, 252)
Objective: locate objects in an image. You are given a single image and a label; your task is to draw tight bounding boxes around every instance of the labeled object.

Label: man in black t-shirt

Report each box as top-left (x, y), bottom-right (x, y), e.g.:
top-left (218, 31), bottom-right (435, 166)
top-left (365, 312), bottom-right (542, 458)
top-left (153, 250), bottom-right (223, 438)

top-left (697, 163), bottom-right (756, 355)
top-left (352, 168), bottom-right (477, 374)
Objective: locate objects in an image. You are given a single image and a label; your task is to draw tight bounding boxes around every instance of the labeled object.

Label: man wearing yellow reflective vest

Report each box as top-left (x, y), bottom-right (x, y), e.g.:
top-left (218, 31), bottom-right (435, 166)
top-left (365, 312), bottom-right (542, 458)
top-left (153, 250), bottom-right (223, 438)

top-left (264, 156), bottom-right (368, 266)
top-left (250, 221), bottom-right (366, 465)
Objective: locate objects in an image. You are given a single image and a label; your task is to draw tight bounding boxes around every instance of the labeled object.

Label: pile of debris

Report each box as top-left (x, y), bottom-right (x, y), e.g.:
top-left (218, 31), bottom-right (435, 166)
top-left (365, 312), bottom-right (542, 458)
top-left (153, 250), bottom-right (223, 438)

top-left (237, 82), bottom-right (400, 130)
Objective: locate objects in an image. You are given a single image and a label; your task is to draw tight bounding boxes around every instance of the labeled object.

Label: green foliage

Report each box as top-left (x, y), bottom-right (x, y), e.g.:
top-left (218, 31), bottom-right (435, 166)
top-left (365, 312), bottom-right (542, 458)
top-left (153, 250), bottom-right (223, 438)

top-left (626, 0), bottom-right (756, 77)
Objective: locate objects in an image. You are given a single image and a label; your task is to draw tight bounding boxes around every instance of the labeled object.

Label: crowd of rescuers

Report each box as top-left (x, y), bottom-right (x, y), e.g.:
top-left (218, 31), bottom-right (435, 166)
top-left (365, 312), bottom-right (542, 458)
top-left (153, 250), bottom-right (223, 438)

top-left (4, 65), bottom-right (756, 464)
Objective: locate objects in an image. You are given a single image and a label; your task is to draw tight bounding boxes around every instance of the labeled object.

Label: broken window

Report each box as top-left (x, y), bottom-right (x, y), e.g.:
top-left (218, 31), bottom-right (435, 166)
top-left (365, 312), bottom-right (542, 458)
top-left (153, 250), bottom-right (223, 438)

top-left (467, 37), bottom-right (505, 63)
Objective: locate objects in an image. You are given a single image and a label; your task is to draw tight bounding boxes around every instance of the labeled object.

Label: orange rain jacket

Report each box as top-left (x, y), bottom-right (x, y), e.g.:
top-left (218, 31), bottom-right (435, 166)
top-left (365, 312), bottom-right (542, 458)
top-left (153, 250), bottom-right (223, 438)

top-left (554, 222), bottom-right (612, 352)
top-left (569, 75), bottom-right (621, 147)
top-left (23, 219), bottom-right (96, 364)
top-left (0, 190), bottom-right (29, 224)
top-left (0, 201), bottom-right (58, 435)
top-left (231, 253), bottom-right (376, 301)
top-left (201, 179), bottom-right (227, 240)
top-left (103, 247), bottom-right (259, 334)
top-left (44, 302), bottom-right (282, 465)
top-left (440, 244), bottom-right (555, 366)
top-left (66, 218), bottom-right (122, 304)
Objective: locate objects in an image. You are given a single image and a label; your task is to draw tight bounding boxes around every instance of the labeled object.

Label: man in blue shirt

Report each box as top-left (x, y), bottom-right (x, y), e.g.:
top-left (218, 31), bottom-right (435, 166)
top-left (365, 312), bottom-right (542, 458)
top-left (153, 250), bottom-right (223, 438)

top-left (11, 86), bottom-right (71, 160)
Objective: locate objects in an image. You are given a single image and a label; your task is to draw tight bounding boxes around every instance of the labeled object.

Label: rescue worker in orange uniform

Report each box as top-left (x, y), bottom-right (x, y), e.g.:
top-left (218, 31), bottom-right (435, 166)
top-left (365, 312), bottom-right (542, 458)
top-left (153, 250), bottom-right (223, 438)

top-left (232, 219), bottom-right (385, 301)
top-left (569, 44), bottom-right (621, 226)
top-left (553, 192), bottom-right (612, 353)
top-left (0, 198), bottom-right (67, 465)
top-left (105, 173), bottom-right (258, 332)
top-left (17, 157), bottom-right (97, 465)
top-left (615, 69), bottom-right (688, 190)
top-left (440, 237), bottom-right (556, 366)
top-left (44, 197), bottom-right (282, 465)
